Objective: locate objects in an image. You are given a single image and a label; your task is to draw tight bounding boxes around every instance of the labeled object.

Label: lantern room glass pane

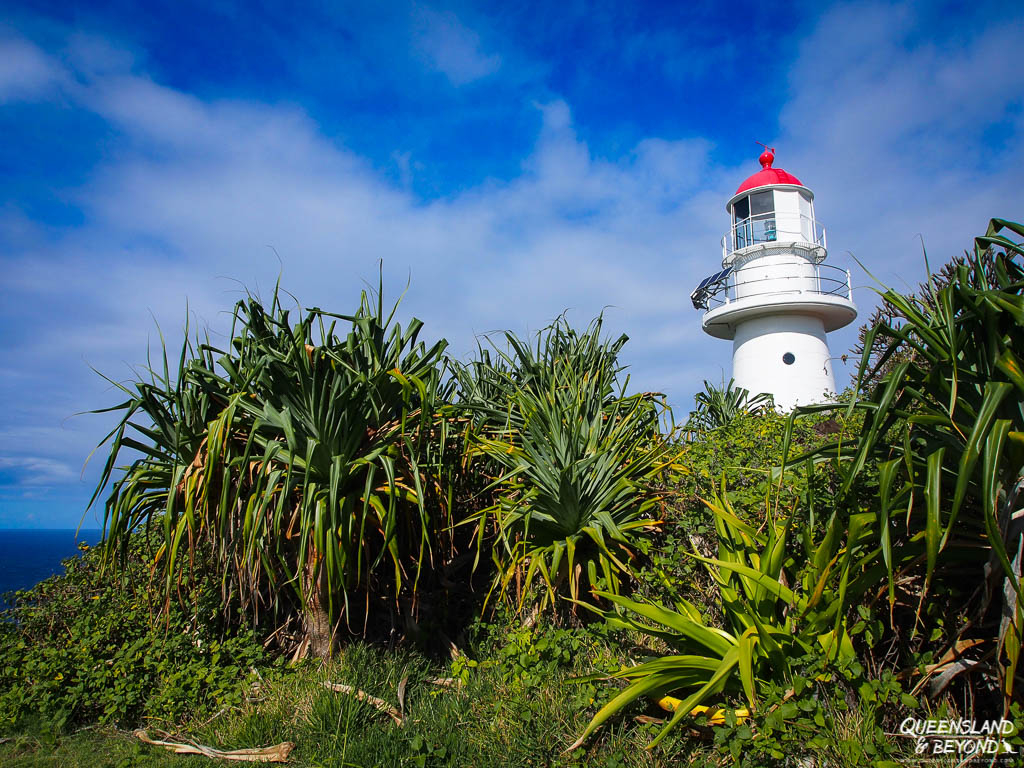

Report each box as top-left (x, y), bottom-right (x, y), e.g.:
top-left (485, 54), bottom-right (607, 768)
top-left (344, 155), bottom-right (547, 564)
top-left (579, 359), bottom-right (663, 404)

top-left (733, 196), bottom-right (750, 250)
top-left (733, 196), bottom-right (749, 222)
top-left (750, 191), bottom-right (774, 216)
top-left (749, 191), bottom-right (775, 242)
top-left (799, 192), bottom-right (813, 242)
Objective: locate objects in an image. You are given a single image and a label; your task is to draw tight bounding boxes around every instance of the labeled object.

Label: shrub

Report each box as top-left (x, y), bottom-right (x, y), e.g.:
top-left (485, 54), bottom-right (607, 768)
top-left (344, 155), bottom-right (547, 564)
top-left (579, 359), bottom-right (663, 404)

top-left (89, 278), bottom-right (465, 654)
top-left (0, 535), bottom-right (265, 731)
top-left (685, 379), bottom-right (773, 434)
top-left (455, 315), bottom-right (670, 610)
top-left (570, 485), bottom-right (886, 750)
top-left (637, 406), bottom-right (865, 618)
top-left (790, 217), bottom-right (1024, 709)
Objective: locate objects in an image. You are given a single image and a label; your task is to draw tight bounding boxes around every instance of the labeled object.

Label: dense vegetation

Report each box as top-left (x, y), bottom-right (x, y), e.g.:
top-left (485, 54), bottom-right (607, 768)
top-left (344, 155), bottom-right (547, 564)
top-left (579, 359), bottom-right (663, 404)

top-left (1, 218), bottom-right (1022, 766)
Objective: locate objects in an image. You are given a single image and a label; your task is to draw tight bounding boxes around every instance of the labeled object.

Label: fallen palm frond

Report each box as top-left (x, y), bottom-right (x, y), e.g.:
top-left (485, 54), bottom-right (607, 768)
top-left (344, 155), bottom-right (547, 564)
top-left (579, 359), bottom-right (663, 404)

top-left (654, 697), bottom-right (750, 724)
top-left (322, 682), bottom-right (404, 725)
top-left (133, 730), bottom-right (294, 762)
top-left (425, 676), bottom-right (463, 689)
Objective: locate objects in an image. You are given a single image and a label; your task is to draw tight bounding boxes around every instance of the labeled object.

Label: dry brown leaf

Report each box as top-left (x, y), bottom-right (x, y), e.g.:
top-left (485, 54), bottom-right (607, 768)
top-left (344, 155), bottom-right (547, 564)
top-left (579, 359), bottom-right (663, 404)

top-left (289, 635), bottom-right (310, 664)
top-left (633, 715), bottom-right (665, 725)
top-left (905, 637), bottom-right (988, 692)
top-left (397, 675), bottom-right (408, 715)
top-left (134, 730), bottom-right (294, 763)
top-left (425, 677), bottom-right (463, 689)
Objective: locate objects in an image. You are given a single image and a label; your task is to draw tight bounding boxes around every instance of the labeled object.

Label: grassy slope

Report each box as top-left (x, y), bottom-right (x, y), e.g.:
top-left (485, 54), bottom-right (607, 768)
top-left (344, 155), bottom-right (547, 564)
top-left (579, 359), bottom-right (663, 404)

top-left (1, 637), bottom-right (936, 768)
top-left (0, 641), bottom-right (702, 768)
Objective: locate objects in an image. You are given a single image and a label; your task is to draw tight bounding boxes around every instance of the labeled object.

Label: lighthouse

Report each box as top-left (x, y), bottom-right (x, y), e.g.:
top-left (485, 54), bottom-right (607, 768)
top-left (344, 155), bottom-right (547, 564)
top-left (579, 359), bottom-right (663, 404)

top-left (690, 148), bottom-right (857, 410)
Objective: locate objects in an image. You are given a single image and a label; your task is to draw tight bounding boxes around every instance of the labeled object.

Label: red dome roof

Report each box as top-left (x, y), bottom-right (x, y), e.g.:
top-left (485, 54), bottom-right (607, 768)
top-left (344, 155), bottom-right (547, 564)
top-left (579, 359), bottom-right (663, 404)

top-left (735, 149), bottom-right (803, 194)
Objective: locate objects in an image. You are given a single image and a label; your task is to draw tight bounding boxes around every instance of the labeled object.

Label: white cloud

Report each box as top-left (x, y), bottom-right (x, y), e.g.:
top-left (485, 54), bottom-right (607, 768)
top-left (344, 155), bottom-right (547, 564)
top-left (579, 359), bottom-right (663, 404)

top-left (770, 2), bottom-right (1024, 358)
top-left (3, 3), bottom-right (1024, 522)
top-left (412, 6), bottom-right (501, 85)
top-left (0, 44), bottom-right (720, 514)
top-left (0, 36), bottom-right (68, 102)
top-left (0, 455), bottom-right (77, 487)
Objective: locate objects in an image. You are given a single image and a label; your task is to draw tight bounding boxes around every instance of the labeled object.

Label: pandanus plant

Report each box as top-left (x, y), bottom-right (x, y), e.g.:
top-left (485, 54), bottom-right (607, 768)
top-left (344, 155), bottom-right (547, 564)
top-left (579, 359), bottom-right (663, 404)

top-left (455, 316), bottom-right (670, 610)
top-left (90, 280), bottom-right (459, 655)
top-left (687, 379), bottom-right (774, 434)
top-left (570, 485), bottom-right (881, 750)
top-left (788, 218), bottom-right (1024, 709)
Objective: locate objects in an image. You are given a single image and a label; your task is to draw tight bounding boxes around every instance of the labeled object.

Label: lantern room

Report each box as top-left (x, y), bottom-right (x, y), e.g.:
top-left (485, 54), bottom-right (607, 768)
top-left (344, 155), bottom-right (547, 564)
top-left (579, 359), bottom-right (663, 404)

top-left (724, 150), bottom-right (824, 263)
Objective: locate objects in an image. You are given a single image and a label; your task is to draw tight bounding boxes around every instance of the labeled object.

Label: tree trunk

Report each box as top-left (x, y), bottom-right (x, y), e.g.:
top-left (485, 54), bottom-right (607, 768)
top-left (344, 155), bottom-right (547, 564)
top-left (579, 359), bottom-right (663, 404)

top-left (303, 559), bottom-right (335, 659)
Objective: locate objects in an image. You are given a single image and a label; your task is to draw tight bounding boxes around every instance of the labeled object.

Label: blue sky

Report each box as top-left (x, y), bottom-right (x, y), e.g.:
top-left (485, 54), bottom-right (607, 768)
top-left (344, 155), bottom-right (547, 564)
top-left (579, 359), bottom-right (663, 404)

top-left (1, 0), bottom-right (1022, 528)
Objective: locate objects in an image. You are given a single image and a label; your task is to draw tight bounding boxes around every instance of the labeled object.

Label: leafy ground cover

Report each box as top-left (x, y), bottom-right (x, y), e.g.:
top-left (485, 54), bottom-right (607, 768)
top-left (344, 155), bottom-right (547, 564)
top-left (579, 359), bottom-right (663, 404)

top-left (0, 616), bottom-right (930, 767)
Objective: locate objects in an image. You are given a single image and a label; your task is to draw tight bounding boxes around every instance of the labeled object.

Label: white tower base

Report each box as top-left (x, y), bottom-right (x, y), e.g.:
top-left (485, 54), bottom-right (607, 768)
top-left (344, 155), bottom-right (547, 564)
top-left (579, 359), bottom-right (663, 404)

top-left (732, 315), bottom-right (835, 410)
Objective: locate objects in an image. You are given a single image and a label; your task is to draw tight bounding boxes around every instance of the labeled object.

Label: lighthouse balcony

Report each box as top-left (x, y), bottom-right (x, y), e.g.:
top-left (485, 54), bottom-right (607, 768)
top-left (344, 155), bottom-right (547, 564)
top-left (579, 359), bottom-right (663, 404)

top-left (695, 261), bottom-right (857, 341)
top-left (721, 212), bottom-right (827, 263)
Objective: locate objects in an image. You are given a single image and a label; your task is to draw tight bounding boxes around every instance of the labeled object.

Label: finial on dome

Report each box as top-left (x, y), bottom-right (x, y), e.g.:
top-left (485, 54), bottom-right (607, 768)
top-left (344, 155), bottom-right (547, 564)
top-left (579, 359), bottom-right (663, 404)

top-left (758, 147), bottom-right (775, 169)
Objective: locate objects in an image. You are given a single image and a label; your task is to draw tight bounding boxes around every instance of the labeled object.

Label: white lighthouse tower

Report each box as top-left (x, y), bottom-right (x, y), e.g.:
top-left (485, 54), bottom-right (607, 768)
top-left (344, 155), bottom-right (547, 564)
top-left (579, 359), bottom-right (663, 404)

top-left (690, 148), bottom-right (857, 410)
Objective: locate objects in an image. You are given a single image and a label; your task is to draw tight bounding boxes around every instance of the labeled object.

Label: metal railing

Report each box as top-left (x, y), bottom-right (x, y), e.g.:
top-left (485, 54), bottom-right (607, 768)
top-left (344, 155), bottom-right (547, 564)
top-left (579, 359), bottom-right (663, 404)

top-left (703, 261), bottom-right (852, 310)
top-left (721, 212), bottom-right (826, 259)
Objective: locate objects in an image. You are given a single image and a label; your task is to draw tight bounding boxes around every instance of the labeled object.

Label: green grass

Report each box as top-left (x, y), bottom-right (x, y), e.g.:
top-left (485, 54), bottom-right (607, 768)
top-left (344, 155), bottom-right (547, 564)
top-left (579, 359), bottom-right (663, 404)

top-left (0, 730), bottom-right (187, 768)
top-left (184, 641), bottom-right (674, 767)
top-left (1, 639), bottom-right (696, 768)
top-left (2, 634), bottom-right (931, 768)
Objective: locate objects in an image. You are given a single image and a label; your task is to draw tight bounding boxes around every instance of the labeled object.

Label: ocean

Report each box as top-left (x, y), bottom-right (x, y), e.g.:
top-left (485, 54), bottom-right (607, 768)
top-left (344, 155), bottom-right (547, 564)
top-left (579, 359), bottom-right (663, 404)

top-left (0, 529), bottom-right (104, 611)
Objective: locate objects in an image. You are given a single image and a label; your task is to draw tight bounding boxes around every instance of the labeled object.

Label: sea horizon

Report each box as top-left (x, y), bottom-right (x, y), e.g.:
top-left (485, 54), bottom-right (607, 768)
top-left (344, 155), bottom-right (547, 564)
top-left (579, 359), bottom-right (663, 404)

top-left (0, 528), bottom-right (104, 611)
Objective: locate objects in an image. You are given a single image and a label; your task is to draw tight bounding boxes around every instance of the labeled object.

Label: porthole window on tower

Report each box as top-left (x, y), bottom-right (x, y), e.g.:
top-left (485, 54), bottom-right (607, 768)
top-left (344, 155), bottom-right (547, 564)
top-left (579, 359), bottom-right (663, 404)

top-left (783, 352), bottom-right (795, 365)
